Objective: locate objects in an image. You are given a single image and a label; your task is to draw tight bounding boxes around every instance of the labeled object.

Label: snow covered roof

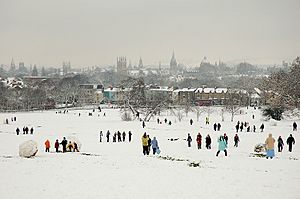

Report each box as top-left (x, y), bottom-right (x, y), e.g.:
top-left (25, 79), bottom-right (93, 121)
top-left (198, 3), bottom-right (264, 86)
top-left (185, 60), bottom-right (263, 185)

top-left (195, 88), bottom-right (227, 93)
top-left (173, 88), bottom-right (196, 93)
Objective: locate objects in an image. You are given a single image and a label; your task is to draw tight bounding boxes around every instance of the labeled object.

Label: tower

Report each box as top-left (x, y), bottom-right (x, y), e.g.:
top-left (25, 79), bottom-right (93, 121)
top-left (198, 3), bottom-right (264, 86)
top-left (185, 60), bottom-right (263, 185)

top-left (117, 56), bottom-right (127, 74)
top-left (138, 57), bottom-right (143, 68)
top-left (10, 58), bottom-right (16, 72)
top-left (170, 51), bottom-right (178, 75)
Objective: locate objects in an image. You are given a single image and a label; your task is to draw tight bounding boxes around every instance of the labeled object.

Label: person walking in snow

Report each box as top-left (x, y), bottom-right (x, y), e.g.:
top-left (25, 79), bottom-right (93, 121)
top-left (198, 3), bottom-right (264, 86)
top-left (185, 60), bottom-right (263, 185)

top-left (265, 133), bottom-right (275, 159)
top-left (187, 133), bottom-right (192, 147)
top-left (16, 128), bottom-right (20, 135)
top-left (190, 119), bottom-right (193, 125)
top-left (235, 124), bottom-right (239, 133)
top-left (217, 123), bottom-right (221, 131)
top-left (205, 134), bottom-right (212, 149)
top-left (142, 121), bottom-right (146, 128)
top-left (223, 133), bottom-right (228, 144)
top-left (151, 137), bottom-right (159, 155)
top-left (240, 124), bottom-right (243, 132)
top-left (277, 136), bottom-right (284, 152)
top-left (122, 131), bottom-right (126, 142)
top-left (55, 139), bottom-right (60, 152)
top-left (45, 139), bottom-right (50, 152)
top-left (117, 131), bottom-right (122, 142)
top-left (287, 134), bottom-right (295, 152)
top-left (293, 122), bottom-right (297, 131)
top-left (61, 137), bottom-right (68, 153)
top-left (205, 117), bottom-right (209, 125)
top-left (196, 133), bottom-right (202, 149)
top-left (216, 135), bottom-right (228, 156)
top-left (147, 135), bottom-right (152, 153)
top-left (30, 127), bottom-right (34, 135)
top-left (213, 123), bottom-right (217, 131)
top-left (142, 133), bottom-right (149, 155)
top-left (234, 134), bottom-right (240, 147)
top-left (260, 123), bottom-right (265, 132)
top-left (253, 125), bottom-right (256, 133)
top-left (99, 131), bottom-right (103, 142)
top-left (106, 130), bottom-right (110, 142)
top-left (128, 131), bottom-right (132, 142)
top-left (73, 142), bottom-right (79, 152)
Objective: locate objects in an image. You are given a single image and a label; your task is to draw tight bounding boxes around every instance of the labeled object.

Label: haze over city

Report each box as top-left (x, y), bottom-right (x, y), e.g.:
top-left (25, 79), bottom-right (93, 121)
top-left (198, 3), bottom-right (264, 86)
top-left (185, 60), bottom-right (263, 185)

top-left (1, 0), bottom-right (299, 67)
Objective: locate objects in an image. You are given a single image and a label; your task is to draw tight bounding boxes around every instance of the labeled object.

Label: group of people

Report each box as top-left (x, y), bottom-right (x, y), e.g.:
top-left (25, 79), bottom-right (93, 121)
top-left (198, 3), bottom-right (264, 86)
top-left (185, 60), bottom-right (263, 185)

top-left (44, 137), bottom-right (79, 153)
top-left (235, 121), bottom-right (262, 133)
top-left (103, 130), bottom-right (132, 142)
top-left (186, 133), bottom-right (213, 150)
top-left (213, 123), bottom-right (222, 131)
top-left (264, 134), bottom-right (296, 159)
top-left (156, 118), bottom-right (172, 126)
top-left (4, 116), bottom-right (17, 124)
top-left (16, 126), bottom-right (34, 135)
top-left (141, 133), bottom-right (159, 155)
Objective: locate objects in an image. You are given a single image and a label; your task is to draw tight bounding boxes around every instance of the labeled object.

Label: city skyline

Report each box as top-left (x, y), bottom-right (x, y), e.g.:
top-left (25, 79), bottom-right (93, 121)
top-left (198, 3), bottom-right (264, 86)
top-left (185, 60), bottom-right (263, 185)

top-left (1, 0), bottom-right (299, 67)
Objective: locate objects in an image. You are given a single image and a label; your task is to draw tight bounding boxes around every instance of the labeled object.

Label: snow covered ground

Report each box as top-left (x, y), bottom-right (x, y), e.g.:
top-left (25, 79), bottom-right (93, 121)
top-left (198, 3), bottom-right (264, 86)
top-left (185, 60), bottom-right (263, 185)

top-left (0, 107), bottom-right (299, 199)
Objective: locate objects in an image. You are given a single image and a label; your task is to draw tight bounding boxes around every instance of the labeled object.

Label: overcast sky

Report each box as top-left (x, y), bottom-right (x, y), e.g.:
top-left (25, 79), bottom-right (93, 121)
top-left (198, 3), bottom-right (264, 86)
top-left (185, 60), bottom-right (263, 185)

top-left (0, 0), bottom-right (299, 67)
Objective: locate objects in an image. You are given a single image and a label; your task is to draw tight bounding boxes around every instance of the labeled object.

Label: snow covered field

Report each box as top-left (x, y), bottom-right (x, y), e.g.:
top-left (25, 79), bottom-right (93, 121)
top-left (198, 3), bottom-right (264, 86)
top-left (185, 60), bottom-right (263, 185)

top-left (0, 107), bottom-right (299, 199)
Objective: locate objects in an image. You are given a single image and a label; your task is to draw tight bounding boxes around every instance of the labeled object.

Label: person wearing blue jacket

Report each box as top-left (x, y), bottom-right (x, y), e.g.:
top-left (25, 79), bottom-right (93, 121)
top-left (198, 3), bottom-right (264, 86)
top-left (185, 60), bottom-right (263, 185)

top-left (216, 135), bottom-right (228, 156)
top-left (151, 137), bottom-right (159, 155)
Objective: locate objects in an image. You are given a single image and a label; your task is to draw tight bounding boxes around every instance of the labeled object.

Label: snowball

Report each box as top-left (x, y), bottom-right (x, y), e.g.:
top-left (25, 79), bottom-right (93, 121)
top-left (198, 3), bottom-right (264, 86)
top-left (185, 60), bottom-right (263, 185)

top-left (19, 140), bottom-right (38, 158)
top-left (67, 136), bottom-right (82, 150)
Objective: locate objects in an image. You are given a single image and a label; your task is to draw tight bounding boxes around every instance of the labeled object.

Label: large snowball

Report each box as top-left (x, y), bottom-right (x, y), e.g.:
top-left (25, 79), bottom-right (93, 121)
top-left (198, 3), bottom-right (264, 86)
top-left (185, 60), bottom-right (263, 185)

top-left (19, 140), bottom-right (38, 158)
top-left (67, 136), bottom-right (82, 150)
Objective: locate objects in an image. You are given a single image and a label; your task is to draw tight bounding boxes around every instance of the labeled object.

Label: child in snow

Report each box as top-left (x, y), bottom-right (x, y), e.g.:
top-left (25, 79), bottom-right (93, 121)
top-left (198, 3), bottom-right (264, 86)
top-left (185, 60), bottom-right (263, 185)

top-left (216, 135), bottom-right (227, 156)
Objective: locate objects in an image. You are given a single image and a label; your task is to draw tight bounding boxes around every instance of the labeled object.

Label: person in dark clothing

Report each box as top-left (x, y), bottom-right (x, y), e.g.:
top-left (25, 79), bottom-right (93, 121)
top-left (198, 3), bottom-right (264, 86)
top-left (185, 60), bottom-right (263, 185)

top-left (187, 133), bottom-right (192, 147)
top-left (252, 115), bottom-right (255, 119)
top-left (217, 123), bottom-right (221, 131)
top-left (60, 137), bottom-right (68, 153)
top-left (168, 121), bottom-right (172, 125)
top-left (122, 131), bottom-right (126, 142)
top-left (247, 126), bottom-right (250, 132)
top-left (73, 142), bottom-right (79, 152)
top-left (106, 130), bottom-right (110, 142)
top-left (277, 136), bottom-right (284, 152)
top-left (128, 131), bottom-right (132, 142)
top-left (99, 131), bottom-right (103, 142)
top-left (234, 134), bottom-right (239, 147)
top-left (196, 133), bottom-right (202, 149)
top-left (16, 128), bottom-right (20, 135)
top-left (286, 134), bottom-right (295, 152)
top-left (223, 133), bottom-right (228, 144)
top-left (235, 124), bottom-right (239, 133)
top-left (14, 117), bottom-right (16, 121)
top-left (190, 119), bottom-right (193, 125)
top-left (25, 127), bottom-right (29, 134)
top-left (147, 135), bottom-right (152, 153)
top-left (164, 118), bottom-right (167, 123)
top-left (253, 125), bottom-right (256, 132)
top-left (117, 131), bottom-right (122, 142)
top-left (23, 127), bottom-right (25, 134)
top-left (213, 123), bottom-right (217, 131)
top-left (240, 124), bottom-right (243, 132)
top-left (157, 118), bottom-right (160, 124)
top-left (55, 139), bottom-right (60, 152)
top-left (260, 124), bottom-right (264, 132)
top-left (113, 133), bottom-right (116, 142)
top-left (142, 121), bottom-right (146, 128)
top-left (205, 134), bottom-right (212, 149)
top-left (293, 122), bottom-right (297, 131)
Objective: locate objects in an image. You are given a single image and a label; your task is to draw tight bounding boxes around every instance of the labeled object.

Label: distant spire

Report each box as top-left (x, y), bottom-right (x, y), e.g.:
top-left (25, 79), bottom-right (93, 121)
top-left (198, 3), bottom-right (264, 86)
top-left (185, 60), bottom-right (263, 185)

top-left (138, 57), bottom-right (143, 68)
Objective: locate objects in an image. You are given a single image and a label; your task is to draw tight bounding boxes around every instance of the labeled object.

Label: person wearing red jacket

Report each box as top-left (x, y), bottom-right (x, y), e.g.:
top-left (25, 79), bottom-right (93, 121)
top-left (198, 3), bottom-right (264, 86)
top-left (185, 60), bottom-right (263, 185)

top-left (45, 139), bottom-right (50, 152)
top-left (54, 139), bottom-right (60, 152)
top-left (196, 133), bottom-right (202, 149)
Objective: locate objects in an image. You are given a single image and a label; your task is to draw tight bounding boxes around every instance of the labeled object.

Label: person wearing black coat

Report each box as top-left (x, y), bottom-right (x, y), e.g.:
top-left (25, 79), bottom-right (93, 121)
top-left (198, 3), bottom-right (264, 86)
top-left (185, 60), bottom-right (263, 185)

top-left (16, 128), bottom-right (20, 135)
top-left (60, 137), bottom-right (68, 153)
top-left (287, 134), bottom-right (295, 152)
top-left (293, 122), bottom-right (297, 131)
top-left (277, 136), bottom-right (284, 152)
top-left (187, 133), bottom-right (192, 147)
top-left (205, 134), bottom-right (211, 149)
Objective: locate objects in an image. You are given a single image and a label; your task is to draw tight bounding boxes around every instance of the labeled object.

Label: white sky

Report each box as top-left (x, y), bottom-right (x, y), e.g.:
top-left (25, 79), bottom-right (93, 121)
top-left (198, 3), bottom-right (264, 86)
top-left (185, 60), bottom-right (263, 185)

top-left (0, 0), bottom-right (299, 67)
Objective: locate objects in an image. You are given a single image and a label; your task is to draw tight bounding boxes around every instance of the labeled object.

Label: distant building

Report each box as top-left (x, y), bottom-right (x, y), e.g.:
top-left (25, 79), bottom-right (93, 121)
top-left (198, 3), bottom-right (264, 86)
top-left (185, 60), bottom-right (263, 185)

top-left (117, 57), bottom-right (127, 74)
top-left (170, 51), bottom-right (178, 75)
top-left (138, 57), bottom-right (143, 68)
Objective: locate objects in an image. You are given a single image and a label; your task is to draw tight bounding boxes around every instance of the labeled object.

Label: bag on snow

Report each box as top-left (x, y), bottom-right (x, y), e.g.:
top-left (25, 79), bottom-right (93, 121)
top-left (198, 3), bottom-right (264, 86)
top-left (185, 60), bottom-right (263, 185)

top-left (156, 148), bottom-right (161, 154)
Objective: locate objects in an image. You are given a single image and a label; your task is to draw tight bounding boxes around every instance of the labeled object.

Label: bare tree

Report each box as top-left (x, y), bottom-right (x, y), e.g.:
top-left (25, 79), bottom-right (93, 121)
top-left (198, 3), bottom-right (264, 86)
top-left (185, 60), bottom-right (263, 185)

top-left (225, 90), bottom-right (242, 122)
top-left (193, 106), bottom-right (206, 121)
